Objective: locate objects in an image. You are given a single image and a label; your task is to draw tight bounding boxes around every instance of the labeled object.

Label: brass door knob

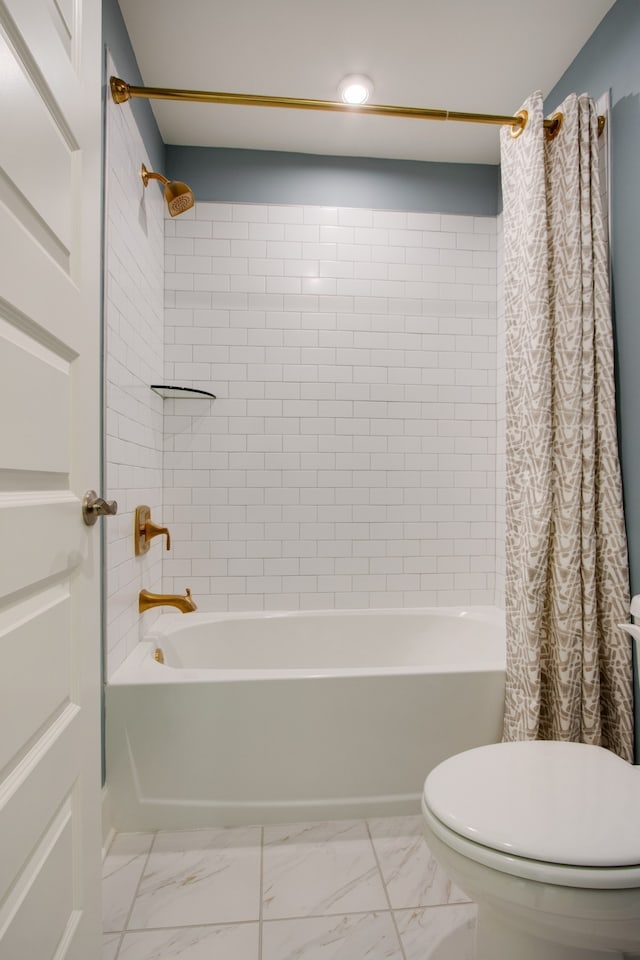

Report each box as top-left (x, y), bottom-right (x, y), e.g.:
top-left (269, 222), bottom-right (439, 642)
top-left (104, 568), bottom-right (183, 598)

top-left (82, 490), bottom-right (118, 526)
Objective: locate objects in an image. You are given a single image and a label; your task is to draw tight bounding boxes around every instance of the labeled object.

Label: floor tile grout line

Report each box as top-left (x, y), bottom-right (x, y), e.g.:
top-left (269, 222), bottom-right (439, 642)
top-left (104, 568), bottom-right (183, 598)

top-left (258, 825), bottom-right (264, 960)
top-left (102, 833), bottom-right (158, 938)
top-left (120, 830), bottom-right (159, 937)
top-left (107, 900), bottom-right (467, 937)
top-left (110, 918), bottom-right (259, 934)
top-left (365, 819), bottom-right (409, 960)
top-left (108, 931), bottom-right (124, 960)
top-left (103, 820), bottom-right (474, 948)
top-left (262, 902), bottom-right (468, 923)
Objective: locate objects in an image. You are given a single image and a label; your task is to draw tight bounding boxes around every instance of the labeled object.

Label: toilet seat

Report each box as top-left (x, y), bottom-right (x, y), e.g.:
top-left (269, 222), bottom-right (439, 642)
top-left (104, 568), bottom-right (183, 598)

top-left (423, 740), bottom-right (640, 889)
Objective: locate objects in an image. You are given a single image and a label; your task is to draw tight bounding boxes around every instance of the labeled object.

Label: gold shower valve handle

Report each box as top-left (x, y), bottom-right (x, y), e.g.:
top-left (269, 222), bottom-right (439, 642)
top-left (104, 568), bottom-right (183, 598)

top-left (135, 505), bottom-right (171, 555)
top-left (145, 518), bottom-right (171, 549)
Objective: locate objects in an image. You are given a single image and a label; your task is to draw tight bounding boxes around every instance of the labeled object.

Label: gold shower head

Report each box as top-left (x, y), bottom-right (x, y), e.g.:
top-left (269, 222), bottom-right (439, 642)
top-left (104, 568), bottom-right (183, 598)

top-left (141, 163), bottom-right (194, 217)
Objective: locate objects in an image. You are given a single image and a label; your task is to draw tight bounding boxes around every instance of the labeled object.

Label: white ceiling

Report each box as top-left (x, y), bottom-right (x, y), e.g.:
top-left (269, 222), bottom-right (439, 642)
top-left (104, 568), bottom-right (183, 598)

top-left (118, 0), bottom-right (615, 165)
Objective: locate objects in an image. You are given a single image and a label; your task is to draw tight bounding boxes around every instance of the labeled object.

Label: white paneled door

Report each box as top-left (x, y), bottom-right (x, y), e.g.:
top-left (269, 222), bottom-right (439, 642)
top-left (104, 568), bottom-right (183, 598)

top-left (0, 0), bottom-right (103, 957)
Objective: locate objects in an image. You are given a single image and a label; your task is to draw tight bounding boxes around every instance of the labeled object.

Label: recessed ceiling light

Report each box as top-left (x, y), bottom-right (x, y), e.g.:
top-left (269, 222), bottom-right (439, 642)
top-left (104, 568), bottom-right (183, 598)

top-left (338, 75), bottom-right (374, 105)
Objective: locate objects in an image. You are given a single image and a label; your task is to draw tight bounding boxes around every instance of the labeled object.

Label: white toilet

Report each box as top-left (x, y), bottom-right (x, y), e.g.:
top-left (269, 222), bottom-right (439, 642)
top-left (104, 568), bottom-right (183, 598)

top-left (422, 610), bottom-right (640, 959)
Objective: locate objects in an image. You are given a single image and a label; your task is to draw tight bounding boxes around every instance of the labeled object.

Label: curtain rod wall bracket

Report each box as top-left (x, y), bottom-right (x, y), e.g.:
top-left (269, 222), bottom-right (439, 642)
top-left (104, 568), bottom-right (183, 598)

top-left (111, 77), bottom-right (131, 104)
top-left (109, 76), bottom-right (604, 138)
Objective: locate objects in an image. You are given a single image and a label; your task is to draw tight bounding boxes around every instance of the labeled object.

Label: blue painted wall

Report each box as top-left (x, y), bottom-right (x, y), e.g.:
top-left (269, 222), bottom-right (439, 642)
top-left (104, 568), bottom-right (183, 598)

top-left (103, 0), bottom-right (498, 217)
top-left (165, 145), bottom-right (499, 216)
top-left (102, 0), bottom-right (165, 172)
top-left (546, 0), bottom-right (640, 597)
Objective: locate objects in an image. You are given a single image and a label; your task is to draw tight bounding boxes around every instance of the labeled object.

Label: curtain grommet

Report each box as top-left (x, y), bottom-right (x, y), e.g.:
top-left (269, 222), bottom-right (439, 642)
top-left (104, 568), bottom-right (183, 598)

top-left (545, 112), bottom-right (564, 141)
top-left (510, 109), bottom-right (528, 138)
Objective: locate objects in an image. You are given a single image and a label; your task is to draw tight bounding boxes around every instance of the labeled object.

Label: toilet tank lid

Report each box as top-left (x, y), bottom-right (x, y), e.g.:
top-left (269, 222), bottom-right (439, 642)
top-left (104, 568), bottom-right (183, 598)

top-left (631, 594), bottom-right (640, 618)
top-left (424, 740), bottom-right (640, 868)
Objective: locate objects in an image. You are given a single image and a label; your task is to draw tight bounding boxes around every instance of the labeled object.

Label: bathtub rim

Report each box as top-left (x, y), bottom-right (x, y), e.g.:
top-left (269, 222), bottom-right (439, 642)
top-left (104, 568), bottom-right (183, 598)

top-left (109, 604), bottom-right (505, 686)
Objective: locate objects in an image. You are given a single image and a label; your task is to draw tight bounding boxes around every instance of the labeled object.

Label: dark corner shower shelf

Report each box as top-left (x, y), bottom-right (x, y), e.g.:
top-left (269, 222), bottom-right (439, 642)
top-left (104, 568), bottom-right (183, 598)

top-left (150, 385), bottom-right (217, 399)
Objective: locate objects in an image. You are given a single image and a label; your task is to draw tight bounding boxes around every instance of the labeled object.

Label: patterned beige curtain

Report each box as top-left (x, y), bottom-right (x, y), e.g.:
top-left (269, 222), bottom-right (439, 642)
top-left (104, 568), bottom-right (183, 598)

top-left (500, 91), bottom-right (634, 762)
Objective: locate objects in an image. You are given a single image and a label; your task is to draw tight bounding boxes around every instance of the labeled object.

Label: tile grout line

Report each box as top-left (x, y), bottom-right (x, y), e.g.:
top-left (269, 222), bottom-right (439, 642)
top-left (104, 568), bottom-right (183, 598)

top-left (117, 898), bottom-right (474, 935)
top-left (114, 830), bottom-right (159, 949)
top-left (108, 931), bottom-right (124, 960)
top-left (258, 825), bottom-right (264, 960)
top-left (116, 903), bottom-right (464, 935)
top-left (119, 919), bottom-right (260, 934)
top-left (365, 820), bottom-right (409, 960)
top-left (104, 819), bottom-right (474, 955)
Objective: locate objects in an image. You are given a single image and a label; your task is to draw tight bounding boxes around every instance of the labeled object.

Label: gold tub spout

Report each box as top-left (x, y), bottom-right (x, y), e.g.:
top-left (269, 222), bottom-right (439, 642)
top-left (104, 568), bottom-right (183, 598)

top-left (139, 587), bottom-right (197, 614)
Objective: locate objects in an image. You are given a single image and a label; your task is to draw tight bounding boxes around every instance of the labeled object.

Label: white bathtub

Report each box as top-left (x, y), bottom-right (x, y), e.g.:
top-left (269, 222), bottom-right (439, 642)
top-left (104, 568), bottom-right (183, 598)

top-left (106, 607), bottom-right (505, 830)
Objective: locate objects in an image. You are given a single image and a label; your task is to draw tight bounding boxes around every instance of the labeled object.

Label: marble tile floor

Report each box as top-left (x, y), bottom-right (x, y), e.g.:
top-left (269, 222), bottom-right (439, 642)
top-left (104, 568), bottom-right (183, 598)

top-left (102, 815), bottom-right (476, 960)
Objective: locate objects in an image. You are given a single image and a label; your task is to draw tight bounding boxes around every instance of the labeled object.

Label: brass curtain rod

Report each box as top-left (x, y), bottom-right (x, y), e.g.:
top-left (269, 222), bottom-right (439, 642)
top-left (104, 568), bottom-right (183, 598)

top-left (110, 77), bottom-right (605, 140)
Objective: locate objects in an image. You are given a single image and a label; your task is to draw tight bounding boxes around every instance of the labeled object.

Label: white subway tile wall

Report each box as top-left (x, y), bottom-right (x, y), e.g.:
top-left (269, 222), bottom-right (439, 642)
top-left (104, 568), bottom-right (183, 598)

top-left (163, 203), bottom-right (499, 612)
top-left (104, 54), bottom-right (165, 678)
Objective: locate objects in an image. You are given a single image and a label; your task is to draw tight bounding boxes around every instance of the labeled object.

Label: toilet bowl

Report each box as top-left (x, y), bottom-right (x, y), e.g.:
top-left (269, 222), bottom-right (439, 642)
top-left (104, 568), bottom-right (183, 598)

top-left (422, 740), bottom-right (640, 960)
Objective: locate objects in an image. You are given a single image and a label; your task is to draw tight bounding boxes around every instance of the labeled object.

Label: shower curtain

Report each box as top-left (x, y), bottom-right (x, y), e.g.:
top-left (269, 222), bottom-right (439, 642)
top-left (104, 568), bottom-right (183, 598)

top-left (500, 91), bottom-right (634, 763)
